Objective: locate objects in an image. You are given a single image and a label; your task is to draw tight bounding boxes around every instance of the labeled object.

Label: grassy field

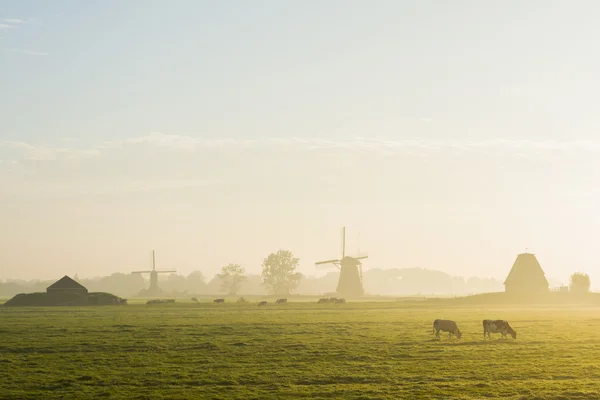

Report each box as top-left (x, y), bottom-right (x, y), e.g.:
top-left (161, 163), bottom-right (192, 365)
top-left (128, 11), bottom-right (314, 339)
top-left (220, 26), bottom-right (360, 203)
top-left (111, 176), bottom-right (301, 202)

top-left (1, 300), bottom-right (600, 399)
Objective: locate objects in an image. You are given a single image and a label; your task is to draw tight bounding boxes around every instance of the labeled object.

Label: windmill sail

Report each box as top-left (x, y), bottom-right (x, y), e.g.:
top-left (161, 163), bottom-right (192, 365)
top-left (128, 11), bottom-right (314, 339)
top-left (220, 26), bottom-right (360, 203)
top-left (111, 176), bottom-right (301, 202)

top-left (342, 226), bottom-right (345, 259)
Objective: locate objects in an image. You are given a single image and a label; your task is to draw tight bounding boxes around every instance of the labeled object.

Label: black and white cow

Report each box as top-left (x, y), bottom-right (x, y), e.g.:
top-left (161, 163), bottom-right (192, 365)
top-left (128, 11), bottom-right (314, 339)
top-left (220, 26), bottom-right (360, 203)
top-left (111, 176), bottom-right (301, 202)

top-left (483, 319), bottom-right (516, 340)
top-left (433, 319), bottom-right (462, 339)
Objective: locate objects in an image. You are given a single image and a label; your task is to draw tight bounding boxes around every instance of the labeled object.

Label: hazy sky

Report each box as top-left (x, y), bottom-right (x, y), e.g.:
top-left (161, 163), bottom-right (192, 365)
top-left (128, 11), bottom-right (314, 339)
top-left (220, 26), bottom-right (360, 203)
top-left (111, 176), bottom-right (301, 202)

top-left (1, 1), bottom-right (600, 287)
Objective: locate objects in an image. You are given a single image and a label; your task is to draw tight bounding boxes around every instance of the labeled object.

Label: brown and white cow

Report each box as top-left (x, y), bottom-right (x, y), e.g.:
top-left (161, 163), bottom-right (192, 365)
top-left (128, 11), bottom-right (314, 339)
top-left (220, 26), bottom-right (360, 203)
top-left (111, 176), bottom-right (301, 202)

top-left (433, 319), bottom-right (462, 339)
top-left (275, 298), bottom-right (287, 304)
top-left (483, 319), bottom-right (516, 340)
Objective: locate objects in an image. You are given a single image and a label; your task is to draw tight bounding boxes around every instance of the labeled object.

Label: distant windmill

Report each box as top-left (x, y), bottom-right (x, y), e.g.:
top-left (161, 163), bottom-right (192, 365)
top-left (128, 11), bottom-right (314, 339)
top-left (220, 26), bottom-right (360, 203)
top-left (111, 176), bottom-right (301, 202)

top-left (315, 227), bottom-right (368, 297)
top-left (131, 250), bottom-right (176, 296)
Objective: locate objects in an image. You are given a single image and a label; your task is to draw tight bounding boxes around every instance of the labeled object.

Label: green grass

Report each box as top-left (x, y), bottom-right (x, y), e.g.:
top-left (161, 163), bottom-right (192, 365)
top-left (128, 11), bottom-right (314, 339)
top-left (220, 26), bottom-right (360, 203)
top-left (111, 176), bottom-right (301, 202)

top-left (1, 301), bottom-right (600, 399)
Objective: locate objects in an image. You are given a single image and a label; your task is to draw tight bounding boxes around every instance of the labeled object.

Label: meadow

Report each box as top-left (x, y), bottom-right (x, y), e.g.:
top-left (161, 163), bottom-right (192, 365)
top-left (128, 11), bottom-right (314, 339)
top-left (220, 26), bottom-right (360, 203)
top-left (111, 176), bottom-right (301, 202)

top-left (1, 299), bottom-right (600, 399)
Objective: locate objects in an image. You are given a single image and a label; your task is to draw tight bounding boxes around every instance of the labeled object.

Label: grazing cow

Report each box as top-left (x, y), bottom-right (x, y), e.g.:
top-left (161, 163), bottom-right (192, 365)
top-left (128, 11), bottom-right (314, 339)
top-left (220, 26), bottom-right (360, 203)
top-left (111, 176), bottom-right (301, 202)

top-left (432, 319), bottom-right (463, 339)
top-left (191, 297), bottom-right (199, 302)
top-left (329, 297), bottom-right (338, 303)
top-left (258, 301), bottom-right (267, 307)
top-left (275, 298), bottom-right (287, 304)
top-left (335, 298), bottom-right (346, 304)
top-left (213, 298), bottom-right (225, 304)
top-left (317, 298), bottom-right (330, 304)
top-left (483, 319), bottom-right (516, 340)
top-left (146, 299), bottom-right (175, 305)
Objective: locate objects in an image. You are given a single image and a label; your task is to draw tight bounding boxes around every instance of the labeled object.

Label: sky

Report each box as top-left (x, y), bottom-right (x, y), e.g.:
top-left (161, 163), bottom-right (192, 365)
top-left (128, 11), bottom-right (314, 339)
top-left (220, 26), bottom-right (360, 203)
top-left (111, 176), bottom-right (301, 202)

top-left (1, 0), bottom-right (600, 288)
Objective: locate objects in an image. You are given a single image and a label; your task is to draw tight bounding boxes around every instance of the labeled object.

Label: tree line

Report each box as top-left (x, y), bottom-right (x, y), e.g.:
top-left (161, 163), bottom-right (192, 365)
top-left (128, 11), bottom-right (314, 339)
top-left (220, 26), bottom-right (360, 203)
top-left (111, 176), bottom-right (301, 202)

top-left (0, 249), bottom-right (305, 298)
top-left (0, 250), bottom-right (592, 298)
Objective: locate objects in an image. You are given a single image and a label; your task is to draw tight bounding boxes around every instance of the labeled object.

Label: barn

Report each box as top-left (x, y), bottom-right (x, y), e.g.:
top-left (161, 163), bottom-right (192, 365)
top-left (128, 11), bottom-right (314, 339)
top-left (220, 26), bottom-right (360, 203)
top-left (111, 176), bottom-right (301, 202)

top-left (504, 252), bottom-right (549, 293)
top-left (46, 275), bottom-right (88, 296)
top-left (4, 276), bottom-right (126, 307)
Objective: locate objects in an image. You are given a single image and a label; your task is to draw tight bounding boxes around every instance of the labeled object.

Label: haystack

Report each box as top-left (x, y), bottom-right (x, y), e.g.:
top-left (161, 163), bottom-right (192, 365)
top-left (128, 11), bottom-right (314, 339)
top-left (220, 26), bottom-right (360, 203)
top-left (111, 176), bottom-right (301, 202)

top-left (504, 253), bottom-right (549, 293)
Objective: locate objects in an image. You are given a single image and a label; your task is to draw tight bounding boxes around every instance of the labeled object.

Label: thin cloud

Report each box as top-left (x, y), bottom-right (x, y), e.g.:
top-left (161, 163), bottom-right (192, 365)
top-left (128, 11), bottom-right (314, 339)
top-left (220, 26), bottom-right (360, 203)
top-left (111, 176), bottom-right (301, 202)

top-left (109, 133), bottom-right (600, 153)
top-left (0, 17), bottom-right (32, 29)
top-left (9, 48), bottom-right (49, 56)
top-left (2, 134), bottom-right (600, 164)
top-left (2, 18), bottom-right (46, 56)
top-left (1, 178), bottom-right (221, 198)
top-left (0, 140), bottom-right (98, 161)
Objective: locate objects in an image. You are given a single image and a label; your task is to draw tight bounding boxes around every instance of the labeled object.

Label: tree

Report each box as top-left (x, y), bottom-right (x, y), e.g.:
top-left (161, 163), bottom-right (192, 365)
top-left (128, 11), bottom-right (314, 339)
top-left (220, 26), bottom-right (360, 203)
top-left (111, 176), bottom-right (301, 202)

top-left (570, 272), bottom-right (591, 294)
top-left (217, 264), bottom-right (247, 295)
top-left (187, 270), bottom-right (205, 283)
top-left (261, 250), bottom-right (302, 295)
top-left (187, 271), bottom-right (208, 293)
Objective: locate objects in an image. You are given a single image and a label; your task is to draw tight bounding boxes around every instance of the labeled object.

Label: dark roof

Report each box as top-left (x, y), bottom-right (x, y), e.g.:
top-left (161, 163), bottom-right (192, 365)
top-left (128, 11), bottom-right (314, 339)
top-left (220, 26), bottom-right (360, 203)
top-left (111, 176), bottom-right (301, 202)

top-left (504, 253), bottom-right (548, 286)
top-left (47, 275), bottom-right (87, 290)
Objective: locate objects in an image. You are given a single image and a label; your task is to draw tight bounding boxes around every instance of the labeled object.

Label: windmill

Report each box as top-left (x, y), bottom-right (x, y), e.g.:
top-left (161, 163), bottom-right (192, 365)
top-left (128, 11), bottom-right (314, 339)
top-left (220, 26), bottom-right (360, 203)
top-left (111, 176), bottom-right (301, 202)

top-left (315, 227), bottom-right (368, 298)
top-left (131, 250), bottom-right (176, 296)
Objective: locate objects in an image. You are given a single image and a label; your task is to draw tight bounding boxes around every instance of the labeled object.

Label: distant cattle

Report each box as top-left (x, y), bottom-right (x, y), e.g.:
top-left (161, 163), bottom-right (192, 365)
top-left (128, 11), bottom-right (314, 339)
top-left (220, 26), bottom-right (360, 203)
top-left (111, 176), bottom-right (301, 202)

top-left (258, 301), bottom-right (267, 307)
top-left (335, 298), bottom-right (346, 304)
top-left (191, 297), bottom-right (199, 302)
top-left (147, 299), bottom-right (175, 305)
top-left (213, 298), bottom-right (225, 304)
top-left (483, 319), bottom-right (516, 340)
top-left (433, 319), bottom-right (462, 340)
top-left (318, 298), bottom-right (330, 304)
top-left (275, 298), bottom-right (287, 304)
top-left (329, 297), bottom-right (338, 303)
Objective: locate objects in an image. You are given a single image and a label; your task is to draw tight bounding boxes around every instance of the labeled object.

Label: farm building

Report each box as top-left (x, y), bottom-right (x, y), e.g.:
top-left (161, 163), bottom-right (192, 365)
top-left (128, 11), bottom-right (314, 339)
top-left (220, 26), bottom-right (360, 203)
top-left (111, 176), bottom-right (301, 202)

top-left (504, 252), bottom-right (549, 293)
top-left (46, 275), bottom-right (88, 296)
top-left (4, 275), bottom-right (126, 307)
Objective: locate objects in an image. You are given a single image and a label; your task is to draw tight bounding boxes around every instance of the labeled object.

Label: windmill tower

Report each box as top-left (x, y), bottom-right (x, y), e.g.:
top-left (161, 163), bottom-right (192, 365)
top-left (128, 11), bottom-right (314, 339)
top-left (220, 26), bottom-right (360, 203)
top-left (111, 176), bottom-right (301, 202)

top-left (315, 227), bottom-right (368, 298)
top-left (131, 250), bottom-right (176, 296)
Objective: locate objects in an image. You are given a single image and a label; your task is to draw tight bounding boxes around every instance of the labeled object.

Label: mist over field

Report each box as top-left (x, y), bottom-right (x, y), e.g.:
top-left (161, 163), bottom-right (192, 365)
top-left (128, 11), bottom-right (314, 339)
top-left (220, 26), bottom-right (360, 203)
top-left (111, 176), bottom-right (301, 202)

top-left (0, 267), bottom-right (509, 298)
